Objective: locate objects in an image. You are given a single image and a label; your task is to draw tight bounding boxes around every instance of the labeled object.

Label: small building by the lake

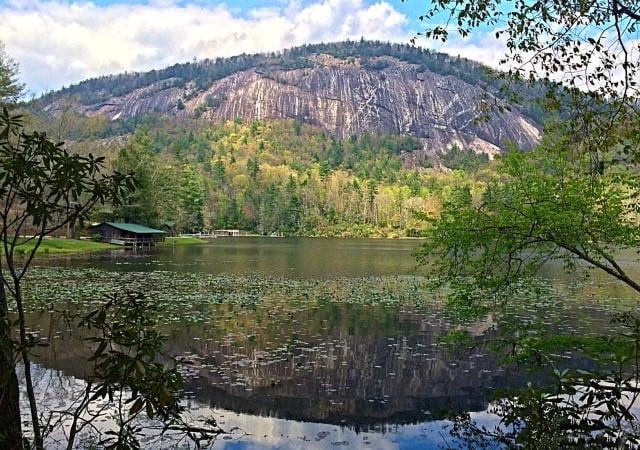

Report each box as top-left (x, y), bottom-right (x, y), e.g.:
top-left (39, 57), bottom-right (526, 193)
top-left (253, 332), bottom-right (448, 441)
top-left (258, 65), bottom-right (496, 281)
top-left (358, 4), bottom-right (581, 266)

top-left (89, 222), bottom-right (166, 247)
top-left (215, 229), bottom-right (240, 237)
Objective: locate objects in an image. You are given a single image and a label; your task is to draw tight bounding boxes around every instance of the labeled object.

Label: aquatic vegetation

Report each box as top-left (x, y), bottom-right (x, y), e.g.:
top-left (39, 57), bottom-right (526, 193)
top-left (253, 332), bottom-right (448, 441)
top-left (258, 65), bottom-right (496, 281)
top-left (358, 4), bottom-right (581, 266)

top-left (22, 268), bottom-right (439, 324)
top-left (16, 260), bottom-right (640, 448)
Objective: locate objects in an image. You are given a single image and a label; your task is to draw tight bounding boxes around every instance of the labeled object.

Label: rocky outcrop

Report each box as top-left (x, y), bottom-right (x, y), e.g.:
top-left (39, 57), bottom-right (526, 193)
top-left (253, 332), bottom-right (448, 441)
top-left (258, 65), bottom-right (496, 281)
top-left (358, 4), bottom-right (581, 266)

top-left (43, 55), bottom-right (541, 154)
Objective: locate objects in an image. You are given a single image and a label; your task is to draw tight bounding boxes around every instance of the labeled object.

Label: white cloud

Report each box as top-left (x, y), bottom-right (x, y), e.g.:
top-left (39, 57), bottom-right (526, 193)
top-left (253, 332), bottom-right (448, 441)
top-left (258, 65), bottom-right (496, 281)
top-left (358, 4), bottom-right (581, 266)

top-left (427, 33), bottom-right (510, 71)
top-left (0, 0), bottom-right (411, 95)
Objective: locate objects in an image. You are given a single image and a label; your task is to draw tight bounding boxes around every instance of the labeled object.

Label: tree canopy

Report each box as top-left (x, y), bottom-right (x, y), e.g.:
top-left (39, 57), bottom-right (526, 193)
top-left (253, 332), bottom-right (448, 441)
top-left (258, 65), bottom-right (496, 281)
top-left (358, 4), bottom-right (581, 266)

top-left (413, 6), bottom-right (640, 444)
top-left (0, 43), bottom-right (23, 106)
top-left (419, 138), bottom-right (640, 293)
top-left (417, 0), bottom-right (640, 163)
top-left (420, 1), bottom-right (640, 95)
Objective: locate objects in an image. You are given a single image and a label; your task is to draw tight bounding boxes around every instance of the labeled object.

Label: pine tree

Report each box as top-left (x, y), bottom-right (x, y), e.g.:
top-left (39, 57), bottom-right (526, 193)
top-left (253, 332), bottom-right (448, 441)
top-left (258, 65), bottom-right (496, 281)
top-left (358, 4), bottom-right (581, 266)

top-left (0, 42), bottom-right (24, 106)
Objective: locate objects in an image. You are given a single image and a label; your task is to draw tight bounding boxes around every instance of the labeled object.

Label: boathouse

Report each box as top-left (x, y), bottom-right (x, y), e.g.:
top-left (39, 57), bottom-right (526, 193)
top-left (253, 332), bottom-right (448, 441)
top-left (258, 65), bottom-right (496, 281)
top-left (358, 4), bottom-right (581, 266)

top-left (89, 222), bottom-right (166, 247)
top-left (215, 229), bottom-right (240, 237)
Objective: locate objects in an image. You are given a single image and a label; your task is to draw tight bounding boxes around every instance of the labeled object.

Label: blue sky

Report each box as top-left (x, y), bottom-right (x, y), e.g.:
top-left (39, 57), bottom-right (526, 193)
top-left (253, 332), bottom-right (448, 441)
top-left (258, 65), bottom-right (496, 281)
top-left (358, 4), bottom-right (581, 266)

top-left (0, 0), bottom-right (506, 95)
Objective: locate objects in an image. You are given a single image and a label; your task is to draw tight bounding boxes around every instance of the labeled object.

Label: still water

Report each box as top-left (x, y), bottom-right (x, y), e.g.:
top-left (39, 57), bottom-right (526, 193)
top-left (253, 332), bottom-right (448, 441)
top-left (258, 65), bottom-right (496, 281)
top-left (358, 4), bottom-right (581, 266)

top-left (48, 237), bottom-right (421, 278)
top-left (23, 238), bottom-right (639, 448)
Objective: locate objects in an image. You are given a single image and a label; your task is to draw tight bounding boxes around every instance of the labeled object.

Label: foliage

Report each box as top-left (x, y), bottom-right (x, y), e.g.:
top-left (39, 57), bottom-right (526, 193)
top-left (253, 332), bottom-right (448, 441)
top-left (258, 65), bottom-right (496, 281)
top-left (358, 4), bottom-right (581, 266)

top-left (0, 108), bottom-right (220, 449)
top-left (113, 128), bottom-right (168, 226)
top-left (0, 110), bottom-right (131, 242)
top-left (449, 311), bottom-right (640, 449)
top-left (0, 108), bottom-right (133, 450)
top-left (438, 145), bottom-right (490, 172)
top-left (51, 291), bottom-right (222, 449)
top-left (421, 1), bottom-right (639, 93)
top-left (176, 164), bottom-right (206, 232)
top-left (418, 143), bottom-right (640, 292)
top-left (94, 119), bottom-right (468, 237)
top-left (418, 124), bottom-right (640, 445)
top-left (0, 42), bottom-right (23, 106)
top-left (418, 0), bottom-right (640, 162)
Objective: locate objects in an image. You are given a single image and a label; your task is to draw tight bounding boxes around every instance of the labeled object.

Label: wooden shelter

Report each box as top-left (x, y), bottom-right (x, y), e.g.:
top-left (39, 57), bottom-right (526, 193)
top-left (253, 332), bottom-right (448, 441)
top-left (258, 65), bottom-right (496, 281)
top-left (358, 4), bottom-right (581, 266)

top-left (215, 229), bottom-right (240, 237)
top-left (89, 222), bottom-right (166, 248)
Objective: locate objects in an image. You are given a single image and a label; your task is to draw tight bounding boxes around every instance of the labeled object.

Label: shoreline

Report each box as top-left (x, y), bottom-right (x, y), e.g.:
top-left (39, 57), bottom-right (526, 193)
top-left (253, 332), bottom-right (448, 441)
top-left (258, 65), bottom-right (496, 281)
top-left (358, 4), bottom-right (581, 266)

top-left (20, 235), bottom-right (426, 257)
top-left (13, 237), bottom-right (119, 256)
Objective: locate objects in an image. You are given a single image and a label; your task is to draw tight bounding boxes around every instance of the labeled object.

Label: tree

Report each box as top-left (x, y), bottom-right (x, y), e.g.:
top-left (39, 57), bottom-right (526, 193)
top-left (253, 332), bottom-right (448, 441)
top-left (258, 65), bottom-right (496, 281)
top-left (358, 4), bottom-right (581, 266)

top-left (247, 157), bottom-right (260, 181)
top-left (259, 183), bottom-right (282, 234)
top-left (213, 158), bottom-right (226, 184)
top-left (419, 1), bottom-right (640, 91)
top-left (418, 130), bottom-right (640, 447)
top-left (414, 3), bottom-right (640, 445)
top-left (414, 0), bottom-right (640, 293)
top-left (437, 145), bottom-right (489, 172)
top-left (418, 0), bottom-right (640, 164)
top-left (366, 180), bottom-right (378, 225)
top-left (61, 292), bottom-right (222, 449)
top-left (419, 141), bottom-right (640, 293)
top-left (0, 109), bottom-right (132, 449)
top-left (282, 176), bottom-right (301, 233)
top-left (178, 164), bottom-right (206, 232)
top-left (0, 43), bottom-right (23, 106)
top-left (0, 111), bottom-right (222, 449)
top-left (114, 129), bottom-right (171, 226)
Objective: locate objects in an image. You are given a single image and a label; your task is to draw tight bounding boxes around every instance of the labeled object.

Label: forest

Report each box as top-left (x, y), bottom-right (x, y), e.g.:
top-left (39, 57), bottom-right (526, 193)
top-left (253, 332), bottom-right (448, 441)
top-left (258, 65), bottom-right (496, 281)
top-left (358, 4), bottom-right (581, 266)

top-left (40, 115), bottom-right (488, 237)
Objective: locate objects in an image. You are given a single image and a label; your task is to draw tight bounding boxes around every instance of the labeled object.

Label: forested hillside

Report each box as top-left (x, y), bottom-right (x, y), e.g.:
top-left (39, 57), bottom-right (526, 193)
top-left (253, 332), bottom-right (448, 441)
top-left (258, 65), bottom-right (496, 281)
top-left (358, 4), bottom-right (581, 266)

top-left (24, 40), bottom-right (542, 237)
top-left (66, 117), bottom-right (487, 237)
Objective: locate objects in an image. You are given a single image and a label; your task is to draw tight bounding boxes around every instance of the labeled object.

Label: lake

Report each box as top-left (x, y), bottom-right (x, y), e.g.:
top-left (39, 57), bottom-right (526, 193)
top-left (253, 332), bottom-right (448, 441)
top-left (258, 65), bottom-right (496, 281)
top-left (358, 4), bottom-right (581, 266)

top-left (20, 238), bottom-right (640, 449)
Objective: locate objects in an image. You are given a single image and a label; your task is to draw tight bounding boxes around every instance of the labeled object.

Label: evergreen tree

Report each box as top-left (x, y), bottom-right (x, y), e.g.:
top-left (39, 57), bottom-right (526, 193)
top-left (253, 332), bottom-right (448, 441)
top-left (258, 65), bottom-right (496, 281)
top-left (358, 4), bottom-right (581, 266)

top-left (213, 158), bottom-right (226, 184)
top-left (0, 42), bottom-right (23, 106)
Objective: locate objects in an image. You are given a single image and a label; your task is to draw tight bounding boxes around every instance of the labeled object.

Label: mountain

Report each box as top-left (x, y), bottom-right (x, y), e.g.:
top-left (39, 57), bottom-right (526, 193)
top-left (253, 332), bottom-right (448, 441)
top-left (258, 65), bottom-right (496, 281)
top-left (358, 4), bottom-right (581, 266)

top-left (35, 41), bottom-right (542, 155)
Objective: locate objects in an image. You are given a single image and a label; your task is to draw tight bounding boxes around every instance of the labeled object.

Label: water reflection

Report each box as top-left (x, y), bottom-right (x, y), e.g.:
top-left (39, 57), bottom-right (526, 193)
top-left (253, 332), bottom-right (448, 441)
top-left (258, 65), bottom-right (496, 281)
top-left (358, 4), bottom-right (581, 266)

top-left (25, 364), bottom-right (504, 450)
top-left (39, 237), bottom-right (422, 278)
top-left (32, 306), bottom-right (507, 424)
top-left (24, 238), bottom-right (640, 448)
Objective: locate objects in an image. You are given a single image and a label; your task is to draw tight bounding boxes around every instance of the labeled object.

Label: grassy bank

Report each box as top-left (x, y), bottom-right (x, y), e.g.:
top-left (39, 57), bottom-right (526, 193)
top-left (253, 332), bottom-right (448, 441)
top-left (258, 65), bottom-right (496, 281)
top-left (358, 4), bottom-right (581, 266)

top-left (15, 238), bottom-right (118, 255)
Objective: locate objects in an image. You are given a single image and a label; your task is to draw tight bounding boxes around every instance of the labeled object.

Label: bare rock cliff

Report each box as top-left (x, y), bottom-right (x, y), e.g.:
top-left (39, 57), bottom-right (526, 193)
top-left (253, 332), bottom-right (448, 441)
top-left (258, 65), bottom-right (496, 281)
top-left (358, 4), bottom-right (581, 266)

top-left (44, 55), bottom-right (541, 154)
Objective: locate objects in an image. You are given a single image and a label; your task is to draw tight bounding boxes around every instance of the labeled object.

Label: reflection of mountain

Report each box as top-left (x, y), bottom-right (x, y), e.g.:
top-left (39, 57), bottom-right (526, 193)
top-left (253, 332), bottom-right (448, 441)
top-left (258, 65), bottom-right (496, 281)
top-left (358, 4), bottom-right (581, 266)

top-left (189, 383), bottom-right (489, 431)
top-left (30, 305), bottom-right (526, 430)
top-left (174, 326), bottom-right (527, 429)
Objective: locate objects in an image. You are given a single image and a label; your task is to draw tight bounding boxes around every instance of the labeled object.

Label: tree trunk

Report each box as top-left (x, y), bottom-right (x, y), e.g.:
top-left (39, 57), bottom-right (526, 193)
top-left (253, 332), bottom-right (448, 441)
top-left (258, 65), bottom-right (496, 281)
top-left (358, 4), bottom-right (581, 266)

top-left (0, 281), bottom-right (23, 450)
top-left (13, 281), bottom-right (43, 450)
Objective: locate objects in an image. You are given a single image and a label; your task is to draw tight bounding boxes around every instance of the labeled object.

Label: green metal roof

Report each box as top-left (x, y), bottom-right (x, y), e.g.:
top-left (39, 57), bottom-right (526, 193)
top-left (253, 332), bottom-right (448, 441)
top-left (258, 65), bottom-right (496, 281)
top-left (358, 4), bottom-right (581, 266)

top-left (95, 222), bottom-right (166, 234)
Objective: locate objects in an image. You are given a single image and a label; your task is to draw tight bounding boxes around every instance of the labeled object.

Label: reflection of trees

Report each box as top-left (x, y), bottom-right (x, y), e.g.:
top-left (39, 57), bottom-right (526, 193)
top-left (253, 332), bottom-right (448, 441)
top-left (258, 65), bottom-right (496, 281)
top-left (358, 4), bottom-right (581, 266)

top-left (27, 289), bottom-right (612, 432)
top-left (30, 305), bottom-right (519, 430)
top-left (152, 310), bottom-right (516, 426)
top-left (178, 333), bottom-right (512, 430)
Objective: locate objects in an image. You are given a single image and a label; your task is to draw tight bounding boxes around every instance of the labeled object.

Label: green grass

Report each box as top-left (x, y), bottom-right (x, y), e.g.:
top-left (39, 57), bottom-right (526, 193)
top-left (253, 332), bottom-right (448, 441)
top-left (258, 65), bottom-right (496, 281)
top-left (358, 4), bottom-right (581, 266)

top-left (14, 238), bottom-right (118, 255)
top-left (161, 236), bottom-right (209, 246)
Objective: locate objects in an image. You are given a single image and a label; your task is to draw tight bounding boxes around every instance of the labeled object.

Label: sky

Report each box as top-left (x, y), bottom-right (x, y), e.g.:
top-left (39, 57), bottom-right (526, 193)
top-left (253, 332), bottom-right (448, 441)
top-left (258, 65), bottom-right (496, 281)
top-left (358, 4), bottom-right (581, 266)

top-left (0, 0), bottom-right (508, 96)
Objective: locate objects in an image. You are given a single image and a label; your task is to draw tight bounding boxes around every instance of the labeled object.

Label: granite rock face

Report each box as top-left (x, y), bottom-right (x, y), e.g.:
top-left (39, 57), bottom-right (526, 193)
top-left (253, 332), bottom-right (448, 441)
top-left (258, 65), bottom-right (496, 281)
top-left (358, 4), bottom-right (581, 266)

top-left (44, 56), bottom-right (541, 154)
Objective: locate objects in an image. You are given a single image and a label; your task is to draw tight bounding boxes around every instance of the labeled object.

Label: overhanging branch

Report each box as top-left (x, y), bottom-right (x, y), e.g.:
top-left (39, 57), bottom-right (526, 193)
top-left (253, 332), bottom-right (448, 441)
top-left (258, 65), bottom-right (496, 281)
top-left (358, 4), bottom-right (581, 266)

top-left (614, 0), bottom-right (640, 21)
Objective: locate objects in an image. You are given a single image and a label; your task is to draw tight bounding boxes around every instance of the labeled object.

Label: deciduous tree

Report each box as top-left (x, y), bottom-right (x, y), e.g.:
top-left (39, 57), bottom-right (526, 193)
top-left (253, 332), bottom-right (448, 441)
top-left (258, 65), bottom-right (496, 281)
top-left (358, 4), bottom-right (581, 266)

top-left (0, 109), bottom-right (132, 449)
